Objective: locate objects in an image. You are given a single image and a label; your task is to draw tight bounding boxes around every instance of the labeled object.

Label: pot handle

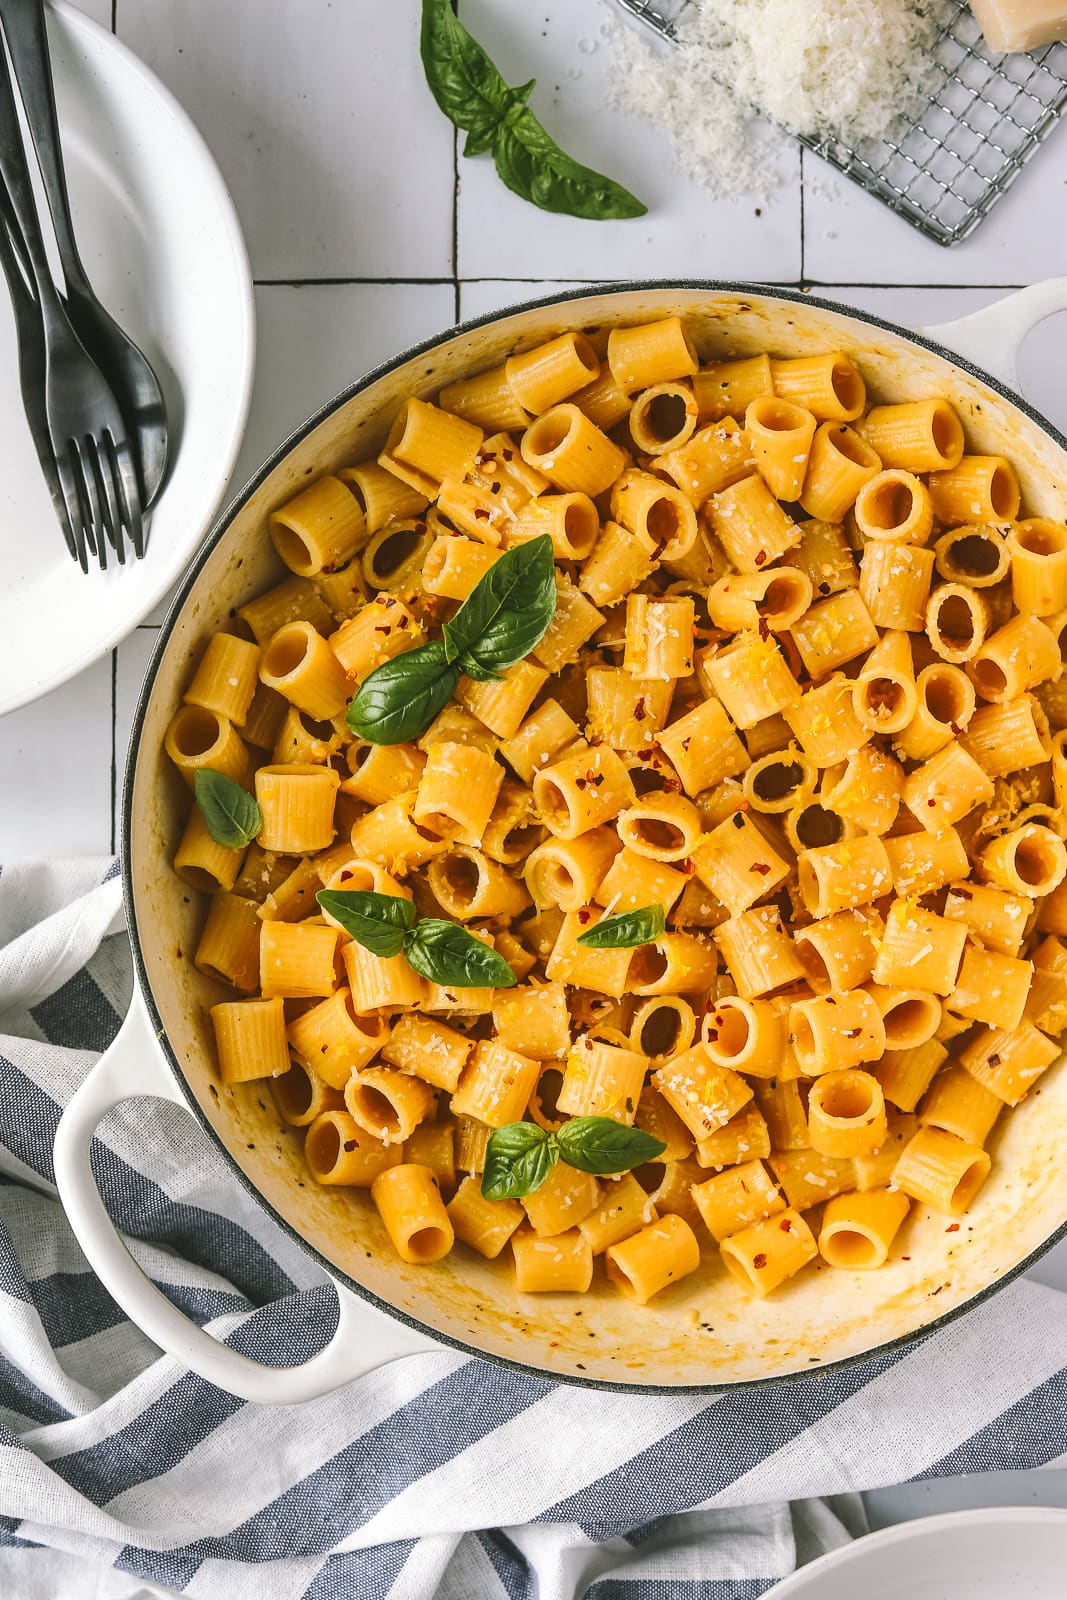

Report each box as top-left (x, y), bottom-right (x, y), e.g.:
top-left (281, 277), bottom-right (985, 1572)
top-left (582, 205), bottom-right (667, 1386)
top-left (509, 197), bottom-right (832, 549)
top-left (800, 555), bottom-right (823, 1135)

top-left (919, 278), bottom-right (1067, 393)
top-left (53, 989), bottom-right (443, 1404)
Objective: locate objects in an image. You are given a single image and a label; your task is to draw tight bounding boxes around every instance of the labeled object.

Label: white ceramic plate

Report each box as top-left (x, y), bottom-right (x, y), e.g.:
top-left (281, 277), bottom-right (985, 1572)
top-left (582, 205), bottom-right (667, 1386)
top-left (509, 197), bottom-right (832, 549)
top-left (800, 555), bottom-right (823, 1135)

top-left (0, 0), bottom-right (254, 715)
top-left (767, 1508), bottom-right (1067, 1599)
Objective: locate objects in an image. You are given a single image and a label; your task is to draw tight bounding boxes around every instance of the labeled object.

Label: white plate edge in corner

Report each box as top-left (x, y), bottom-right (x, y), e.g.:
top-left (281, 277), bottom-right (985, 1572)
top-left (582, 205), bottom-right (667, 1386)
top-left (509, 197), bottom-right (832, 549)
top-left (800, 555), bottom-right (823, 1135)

top-left (0, 3), bottom-right (255, 717)
top-left (764, 1506), bottom-right (1067, 1598)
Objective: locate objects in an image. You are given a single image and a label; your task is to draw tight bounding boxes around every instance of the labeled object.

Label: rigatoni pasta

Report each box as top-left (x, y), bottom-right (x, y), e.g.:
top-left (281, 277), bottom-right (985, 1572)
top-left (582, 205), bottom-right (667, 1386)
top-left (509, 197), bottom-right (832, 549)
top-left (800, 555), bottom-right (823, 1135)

top-left (166, 314), bottom-right (1067, 1311)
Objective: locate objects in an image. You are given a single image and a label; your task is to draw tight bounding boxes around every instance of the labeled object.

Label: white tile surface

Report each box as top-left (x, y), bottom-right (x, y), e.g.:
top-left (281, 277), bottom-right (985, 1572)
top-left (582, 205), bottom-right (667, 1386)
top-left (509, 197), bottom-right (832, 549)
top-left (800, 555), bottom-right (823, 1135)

top-left (459, 278), bottom-right (588, 320)
top-left (112, 625), bottom-right (159, 843)
top-left (115, 0), bottom-right (455, 280)
top-left (73, 0), bottom-right (112, 29)
top-left (455, 0), bottom-right (802, 282)
top-left (804, 118), bottom-right (1067, 285)
top-left (0, 651), bottom-right (113, 858)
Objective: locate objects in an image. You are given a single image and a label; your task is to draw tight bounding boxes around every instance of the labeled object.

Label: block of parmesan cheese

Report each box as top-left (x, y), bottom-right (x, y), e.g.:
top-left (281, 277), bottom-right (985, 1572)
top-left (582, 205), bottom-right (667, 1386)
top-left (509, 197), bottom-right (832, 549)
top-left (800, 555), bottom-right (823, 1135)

top-left (969, 0), bottom-right (1067, 51)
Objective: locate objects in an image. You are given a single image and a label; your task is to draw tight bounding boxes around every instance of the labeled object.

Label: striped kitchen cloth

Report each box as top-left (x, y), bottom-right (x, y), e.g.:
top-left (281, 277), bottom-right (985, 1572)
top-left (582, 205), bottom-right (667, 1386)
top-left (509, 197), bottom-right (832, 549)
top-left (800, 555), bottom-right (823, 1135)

top-left (1, 860), bottom-right (1067, 1600)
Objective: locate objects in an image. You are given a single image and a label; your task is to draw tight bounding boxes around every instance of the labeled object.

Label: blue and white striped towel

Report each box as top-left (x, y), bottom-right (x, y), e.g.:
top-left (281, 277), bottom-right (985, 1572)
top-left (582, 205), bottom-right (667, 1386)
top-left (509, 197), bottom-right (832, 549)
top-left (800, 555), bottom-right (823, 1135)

top-left (2, 860), bottom-right (1067, 1600)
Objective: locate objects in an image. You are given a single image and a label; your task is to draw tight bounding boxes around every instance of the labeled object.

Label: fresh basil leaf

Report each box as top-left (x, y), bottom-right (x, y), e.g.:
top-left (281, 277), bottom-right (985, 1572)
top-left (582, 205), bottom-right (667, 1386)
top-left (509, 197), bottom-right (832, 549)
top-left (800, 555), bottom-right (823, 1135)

top-left (193, 769), bottom-right (262, 850)
top-left (420, 0), bottom-right (645, 223)
top-left (443, 534), bottom-right (557, 675)
top-left (482, 1122), bottom-right (558, 1200)
top-left (556, 1117), bottom-right (666, 1176)
top-left (403, 919), bottom-right (518, 989)
top-left (315, 889), bottom-right (415, 957)
top-left (420, 0), bottom-right (510, 151)
top-left (346, 641), bottom-right (460, 746)
top-left (493, 104), bottom-right (647, 221)
top-left (576, 904), bottom-right (666, 950)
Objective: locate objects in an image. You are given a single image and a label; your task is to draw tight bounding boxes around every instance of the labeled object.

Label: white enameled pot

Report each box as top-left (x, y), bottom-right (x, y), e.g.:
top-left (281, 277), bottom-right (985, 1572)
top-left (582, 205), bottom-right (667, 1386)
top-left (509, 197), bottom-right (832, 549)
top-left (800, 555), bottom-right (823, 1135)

top-left (53, 280), bottom-right (1067, 1405)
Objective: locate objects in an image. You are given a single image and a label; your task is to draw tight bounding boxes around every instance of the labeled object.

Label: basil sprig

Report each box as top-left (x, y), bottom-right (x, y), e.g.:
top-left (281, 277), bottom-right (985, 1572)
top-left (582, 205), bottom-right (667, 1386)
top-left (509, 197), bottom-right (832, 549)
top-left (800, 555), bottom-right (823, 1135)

top-left (347, 536), bottom-right (557, 745)
top-left (316, 888), bottom-right (517, 989)
top-left (194, 769), bottom-right (262, 850)
top-left (577, 904), bottom-right (666, 950)
top-left (482, 1117), bottom-right (666, 1201)
top-left (420, 0), bottom-right (646, 221)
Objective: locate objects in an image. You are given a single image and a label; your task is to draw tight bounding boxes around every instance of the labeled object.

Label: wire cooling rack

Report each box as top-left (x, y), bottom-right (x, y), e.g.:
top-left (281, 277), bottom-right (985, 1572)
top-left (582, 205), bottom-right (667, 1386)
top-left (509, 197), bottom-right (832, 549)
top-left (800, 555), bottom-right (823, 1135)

top-left (613, 0), bottom-right (1067, 245)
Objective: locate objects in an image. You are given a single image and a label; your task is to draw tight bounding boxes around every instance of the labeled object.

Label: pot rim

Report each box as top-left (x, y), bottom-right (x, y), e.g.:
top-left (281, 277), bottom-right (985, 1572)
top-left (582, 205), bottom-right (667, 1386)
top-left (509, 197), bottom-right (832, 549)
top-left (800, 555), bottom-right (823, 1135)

top-left (123, 278), bottom-right (1067, 1393)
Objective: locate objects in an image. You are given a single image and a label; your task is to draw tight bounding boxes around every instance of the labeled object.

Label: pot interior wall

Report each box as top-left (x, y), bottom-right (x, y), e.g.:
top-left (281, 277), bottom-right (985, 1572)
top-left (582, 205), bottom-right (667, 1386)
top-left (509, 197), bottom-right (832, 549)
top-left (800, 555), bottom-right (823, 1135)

top-left (130, 287), bottom-right (1067, 1386)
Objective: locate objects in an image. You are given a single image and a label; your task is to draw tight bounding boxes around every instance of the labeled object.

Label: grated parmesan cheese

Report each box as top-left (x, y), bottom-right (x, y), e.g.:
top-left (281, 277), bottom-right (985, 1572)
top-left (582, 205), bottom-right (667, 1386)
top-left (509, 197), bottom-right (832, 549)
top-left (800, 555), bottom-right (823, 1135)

top-left (605, 0), bottom-right (956, 200)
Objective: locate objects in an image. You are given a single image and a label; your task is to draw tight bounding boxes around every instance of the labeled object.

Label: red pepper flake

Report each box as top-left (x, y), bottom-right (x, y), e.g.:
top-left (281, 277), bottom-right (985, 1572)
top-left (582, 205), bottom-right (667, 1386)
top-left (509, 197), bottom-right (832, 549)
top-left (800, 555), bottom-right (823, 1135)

top-left (593, 773), bottom-right (604, 786)
top-left (502, 448), bottom-right (514, 461)
top-left (577, 909), bottom-right (591, 925)
top-left (754, 549), bottom-right (767, 567)
top-left (845, 1027), bottom-right (862, 1039)
top-left (927, 798), bottom-right (937, 808)
top-left (340, 870), bottom-right (352, 881)
top-left (343, 1140), bottom-right (359, 1153)
top-left (491, 481), bottom-right (501, 493)
top-left (586, 769), bottom-right (596, 783)
top-left (901, 1255), bottom-right (911, 1261)
top-left (753, 1252), bottom-right (768, 1268)
top-left (779, 1218), bottom-right (793, 1232)
top-left (732, 812), bottom-right (746, 830)
top-left (397, 615), bottom-right (410, 629)
top-left (633, 697), bottom-right (647, 722)
top-left (374, 625), bottom-right (392, 635)
top-left (683, 857), bottom-right (695, 876)
top-left (946, 1223), bottom-right (960, 1233)
top-left (575, 777), bottom-right (587, 790)
top-left (931, 1285), bottom-right (946, 1295)
top-left (750, 862), bottom-right (771, 876)
top-left (757, 617), bottom-right (770, 641)
top-left (817, 581), bottom-right (831, 596)
top-left (474, 508), bottom-right (490, 521)
top-left (988, 1052), bottom-right (1001, 1067)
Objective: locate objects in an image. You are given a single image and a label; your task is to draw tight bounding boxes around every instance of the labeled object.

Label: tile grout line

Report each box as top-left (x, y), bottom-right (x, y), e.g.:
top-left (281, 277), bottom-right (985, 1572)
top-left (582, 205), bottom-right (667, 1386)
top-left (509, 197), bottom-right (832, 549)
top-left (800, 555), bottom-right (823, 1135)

top-left (108, 649), bottom-right (117, 856)
top-left (450, 0), bottom-right (460, 324)
top-left (451, 121), bottom-right (460, 323)
top-left (250, 275), bottom-right (1024, 291)
top-left (110, 0), bottom-right (116, 33)
top-left (799, 146), bottom-right (806, 286)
